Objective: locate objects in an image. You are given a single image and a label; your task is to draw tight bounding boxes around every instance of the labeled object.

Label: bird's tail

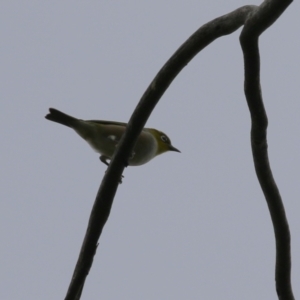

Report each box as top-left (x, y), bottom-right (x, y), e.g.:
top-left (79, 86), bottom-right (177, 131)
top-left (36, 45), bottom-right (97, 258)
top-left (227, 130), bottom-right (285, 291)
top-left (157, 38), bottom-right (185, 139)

top-left (45, 108), bottom-right (78, 128)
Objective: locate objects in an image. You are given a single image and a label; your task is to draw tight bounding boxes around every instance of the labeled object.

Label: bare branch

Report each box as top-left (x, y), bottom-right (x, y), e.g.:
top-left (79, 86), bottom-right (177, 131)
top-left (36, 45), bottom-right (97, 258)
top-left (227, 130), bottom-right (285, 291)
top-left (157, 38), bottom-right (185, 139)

top-left (239, 0), bottom-right (294, 299)
top-left (64, 6), bottom-right (256, 299)
top-left (64, 2), bottom-right (294, 298)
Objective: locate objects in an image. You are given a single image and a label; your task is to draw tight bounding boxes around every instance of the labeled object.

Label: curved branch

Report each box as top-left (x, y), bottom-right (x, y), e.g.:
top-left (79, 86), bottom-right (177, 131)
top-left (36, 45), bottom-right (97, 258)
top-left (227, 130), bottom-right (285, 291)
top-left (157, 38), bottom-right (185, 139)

top-left (63, 2), bottom-right (294, 298)
top-left (64, 6), bottom-right (256, 299)
top-left (239, 0), bottom-right (294, 299)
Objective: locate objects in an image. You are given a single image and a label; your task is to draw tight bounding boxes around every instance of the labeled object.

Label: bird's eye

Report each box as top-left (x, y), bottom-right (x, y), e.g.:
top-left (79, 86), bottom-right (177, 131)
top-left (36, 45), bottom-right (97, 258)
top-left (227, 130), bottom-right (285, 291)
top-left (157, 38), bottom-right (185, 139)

top-left (161, 135), bottom-right (169, 143)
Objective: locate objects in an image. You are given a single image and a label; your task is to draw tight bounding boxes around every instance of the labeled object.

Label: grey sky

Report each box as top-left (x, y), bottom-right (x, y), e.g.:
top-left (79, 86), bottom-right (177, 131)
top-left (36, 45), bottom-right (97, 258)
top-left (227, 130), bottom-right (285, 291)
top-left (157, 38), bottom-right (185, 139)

top-left (1, 1), bottom-right (299, 299)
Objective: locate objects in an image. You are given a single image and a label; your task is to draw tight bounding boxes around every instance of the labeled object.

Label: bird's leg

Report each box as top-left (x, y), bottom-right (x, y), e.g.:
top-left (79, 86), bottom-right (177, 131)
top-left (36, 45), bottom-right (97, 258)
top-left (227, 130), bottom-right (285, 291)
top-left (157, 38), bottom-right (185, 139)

top-left (99, 155), bottom-right (124, 183)
top-left (125, 151), bottom-right (135, 167)
top-left (99, 155), bottom-right (110, 166)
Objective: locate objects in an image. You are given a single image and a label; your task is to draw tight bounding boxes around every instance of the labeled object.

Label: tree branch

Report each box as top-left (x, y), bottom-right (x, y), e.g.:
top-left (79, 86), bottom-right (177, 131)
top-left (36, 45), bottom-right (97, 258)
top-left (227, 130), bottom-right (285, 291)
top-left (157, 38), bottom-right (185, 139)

top-left (239, 0), bottom-right (294, 299)
top-left (64, 2), bottom-right (293, 298)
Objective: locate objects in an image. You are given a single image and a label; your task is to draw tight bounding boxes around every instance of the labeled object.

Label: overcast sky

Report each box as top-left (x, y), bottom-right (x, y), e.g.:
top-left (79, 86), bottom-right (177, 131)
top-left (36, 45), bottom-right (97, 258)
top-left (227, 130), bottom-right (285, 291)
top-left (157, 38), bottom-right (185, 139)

top-left (1, 1), bottom-right (299, 299)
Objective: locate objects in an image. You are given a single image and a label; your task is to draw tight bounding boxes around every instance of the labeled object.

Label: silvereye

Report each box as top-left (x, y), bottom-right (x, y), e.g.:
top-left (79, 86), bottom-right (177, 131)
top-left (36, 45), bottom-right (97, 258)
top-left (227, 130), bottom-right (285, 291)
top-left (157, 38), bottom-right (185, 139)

top-left (45, 108), bottom-right (180, 166)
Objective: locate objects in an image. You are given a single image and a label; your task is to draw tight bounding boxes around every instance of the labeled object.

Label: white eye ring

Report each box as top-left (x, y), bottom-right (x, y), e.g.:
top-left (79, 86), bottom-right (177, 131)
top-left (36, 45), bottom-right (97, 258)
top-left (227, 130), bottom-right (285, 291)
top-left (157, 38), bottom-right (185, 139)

top-left (161, 135), bottom-right (168, 143)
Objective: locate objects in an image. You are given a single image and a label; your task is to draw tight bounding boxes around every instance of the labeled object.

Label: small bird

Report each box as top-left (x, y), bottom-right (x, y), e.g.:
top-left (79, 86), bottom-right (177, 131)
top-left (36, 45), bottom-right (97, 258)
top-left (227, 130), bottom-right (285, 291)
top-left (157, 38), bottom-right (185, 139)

top-left (45, 108), bottom-right (180, 166)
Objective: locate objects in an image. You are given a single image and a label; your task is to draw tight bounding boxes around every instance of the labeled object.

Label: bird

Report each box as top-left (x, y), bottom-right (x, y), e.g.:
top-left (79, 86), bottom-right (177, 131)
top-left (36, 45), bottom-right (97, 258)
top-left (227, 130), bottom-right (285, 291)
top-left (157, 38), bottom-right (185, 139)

top-left (45, 108), bottom-right (180, 167)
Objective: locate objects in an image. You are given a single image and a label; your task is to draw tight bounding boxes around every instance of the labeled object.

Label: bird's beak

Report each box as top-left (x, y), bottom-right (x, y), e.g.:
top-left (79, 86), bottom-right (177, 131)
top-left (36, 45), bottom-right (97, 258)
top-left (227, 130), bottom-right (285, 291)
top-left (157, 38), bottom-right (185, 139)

top-left (169, 145), bottom-right (181, 153)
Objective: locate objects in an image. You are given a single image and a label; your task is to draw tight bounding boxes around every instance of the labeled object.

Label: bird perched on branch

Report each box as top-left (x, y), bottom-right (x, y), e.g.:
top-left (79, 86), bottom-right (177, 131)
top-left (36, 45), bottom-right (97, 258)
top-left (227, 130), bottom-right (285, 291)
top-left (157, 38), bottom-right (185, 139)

top-left (45, 108), bottom-right (180, 167)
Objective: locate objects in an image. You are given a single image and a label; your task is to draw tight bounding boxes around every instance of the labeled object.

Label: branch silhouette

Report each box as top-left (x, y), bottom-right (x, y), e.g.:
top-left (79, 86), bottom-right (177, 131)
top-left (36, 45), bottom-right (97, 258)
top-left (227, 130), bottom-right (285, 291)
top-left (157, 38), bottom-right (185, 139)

top-left (240, 0), bottom-right (294, 299)
top-left (64, 1), bottom-right (294, 299)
